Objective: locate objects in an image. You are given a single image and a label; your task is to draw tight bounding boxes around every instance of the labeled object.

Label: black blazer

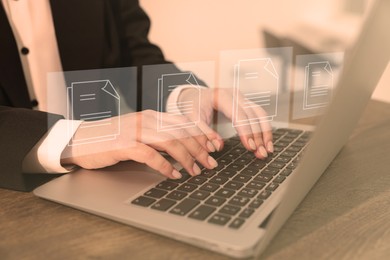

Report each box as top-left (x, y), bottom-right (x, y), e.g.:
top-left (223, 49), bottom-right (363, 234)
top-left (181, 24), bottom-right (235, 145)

top-left (0, 0), bottom-right (179, 191)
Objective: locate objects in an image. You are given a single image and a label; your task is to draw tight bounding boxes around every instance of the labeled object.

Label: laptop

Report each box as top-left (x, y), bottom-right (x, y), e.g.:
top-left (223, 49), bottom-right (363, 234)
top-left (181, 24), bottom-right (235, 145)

top-left (34, 0), bottom-right (390, 258)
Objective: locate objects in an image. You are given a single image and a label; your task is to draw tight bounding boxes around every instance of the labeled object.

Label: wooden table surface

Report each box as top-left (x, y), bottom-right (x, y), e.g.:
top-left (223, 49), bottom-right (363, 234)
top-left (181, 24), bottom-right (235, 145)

top-left (1, 100), bottom-right (390, 260)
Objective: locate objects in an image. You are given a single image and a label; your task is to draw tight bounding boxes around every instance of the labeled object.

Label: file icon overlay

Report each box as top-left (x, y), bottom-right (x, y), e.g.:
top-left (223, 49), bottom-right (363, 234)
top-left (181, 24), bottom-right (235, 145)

top-left (67, 79), bottom-right (120, 145)
top-left (233, 58), bottom-right (279, 127)
top-left (157, 72), bottom-right (200, 131)
top-left (303, 61), bottom-right (333, 110)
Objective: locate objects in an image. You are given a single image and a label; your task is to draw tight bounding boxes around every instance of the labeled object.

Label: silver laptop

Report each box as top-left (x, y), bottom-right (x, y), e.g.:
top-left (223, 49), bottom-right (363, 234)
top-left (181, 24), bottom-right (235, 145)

top-left (34, 0), bottom-right (390, 258)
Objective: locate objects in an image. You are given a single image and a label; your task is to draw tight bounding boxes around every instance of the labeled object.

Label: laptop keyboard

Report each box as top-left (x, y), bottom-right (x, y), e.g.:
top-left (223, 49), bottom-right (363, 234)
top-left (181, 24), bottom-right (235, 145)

top-left (131, 128), bottom-right (310, 229)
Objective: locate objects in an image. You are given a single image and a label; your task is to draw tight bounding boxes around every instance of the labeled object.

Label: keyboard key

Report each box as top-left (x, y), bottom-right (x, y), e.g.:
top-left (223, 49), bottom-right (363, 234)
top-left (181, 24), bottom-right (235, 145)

top-left (131, 196), bottom-right (156, 207)
top-left (209, 176), bottom-right (229, 185)
top-left (215, 188), bottom-right (235, 198)
top-left (214, 164), bottom-right (225, 171)
top-left (218, 158), bottom-right (233, 165)
top-left (262, 167), bottom-right (279, 176)
top-left (269, 162), bottom-right (286, 169)
top-left (202, 169), bottom-right (217, 178)
top-left (229, 196), bottom-right (250, 207)
top-left (254, 175), bottom-right (273, 183)
top-left (219, 205), bottom-right (241, 215)
top-left (292, 141), bottom-right (306, 147)
top-left (188, 176), bottom-right (207, 185)
top-left (230, 147), bottom-right (246, 154)
top-left (275, 141), bottom-right (289, 147)
top-left (229, 218), bottom-right (246, 229)
top-left (205, 196), bottom-right (226, 207)
top-left (249, 199), bottom-right (263, 209)
top-left (208, 214), bottom-right (231, 226)
top-left (235, 157), bottom-right (252, 165)
top-left (151, 199), bottom-right (176, 211)
top-left (156, 181), bottom-right (179, 191)
top-left (170, 199), bottom-right (199, 216)
top-left (275, 156), bottom-right (291, 164)
top-left (246, 181), bottom-right (266, 190)
top-left (249, 161), bottom-right (267, 169)
top-left (166, 190), bottom-right (187, 201)
top-left (177, 183), bottom-right (198, 193)
top-left (218, 170), bottom-right (237, 178)
top-left (224, 181), bottom-right (244, 191)
top-left (280, 169), bottom-right (292, 176)
top-left (241, 153), bottom-right (255, 159)
top-left (286, 146), bottom-right (302, 153)
top-left (287, 162), bottom-right (298, 169)
top-left (199, 182), bottom-right (219, 192)
top-left (226, 164), bottom-right (242, 172)
top-left (281, 151), bottom-right (297, 157)
top-left (190, 190), bottom-right (211, 200)
top-left (189, 205), bottom-right (216, 221)
top-left (266, 182), bottom-right (279, 191)
top-left (144, 188), bottom-right (168, 199)
top-left (273, 175), bottom-right (286, 183)
top-left (238, 188), bottom-right (258, 198)
top-left (232, 174), bottom-right (252, 183)
top-left (239, 208), bottom-right (255, 218)
top-left (240, 167), bottom-right (258, 176)
top-left (273, 146), bottom-right (284, 153)
top-left (258, 190), bottom-right (272, 200)
top-left (170, 171), bottom-right (191, 183)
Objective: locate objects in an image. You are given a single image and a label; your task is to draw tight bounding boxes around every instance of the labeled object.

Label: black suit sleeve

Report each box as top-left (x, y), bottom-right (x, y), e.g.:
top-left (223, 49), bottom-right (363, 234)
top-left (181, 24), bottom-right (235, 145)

top-left (111, 0), bottom-right (206, 111)
top-left (0, 106), bottom-right (63, 191)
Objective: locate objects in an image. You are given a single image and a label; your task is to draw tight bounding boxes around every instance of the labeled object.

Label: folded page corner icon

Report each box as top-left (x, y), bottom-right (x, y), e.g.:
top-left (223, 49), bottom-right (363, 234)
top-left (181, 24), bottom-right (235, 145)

top-left (157, 72), bottom-right (201, 131)
top-left (67, 79), bottom-right (121, 146)
top-left (303, 61), bottom-right (333, 110)
top-left (233, 58), bottom-right (279, 127)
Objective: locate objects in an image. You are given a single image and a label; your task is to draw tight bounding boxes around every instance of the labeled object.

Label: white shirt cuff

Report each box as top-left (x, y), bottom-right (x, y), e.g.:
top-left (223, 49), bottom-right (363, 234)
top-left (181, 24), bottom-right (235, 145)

top-left (166, 84), bottom-right (206, 113)
top-left (22, 119), bottom-right (82, 174)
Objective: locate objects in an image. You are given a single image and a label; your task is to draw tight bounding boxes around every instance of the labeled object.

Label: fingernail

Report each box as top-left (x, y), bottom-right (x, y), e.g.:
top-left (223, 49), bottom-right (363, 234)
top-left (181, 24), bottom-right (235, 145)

top-left (206, 141), bottom-right (216, 152)
top-left (193, 163), bottom-right (201, 176)
top-left (171, 169), bottom-right (182, 179)
top-left (267, 141), bottom-right (274, 153)
top-left (207, 156), bottom-right (218, 168)
top-left (211, 139), bottom-right (221, 151)
top-left (248, 138), bottom-right (257, 151)
top-left (258, 146), bottom-right (268, 158)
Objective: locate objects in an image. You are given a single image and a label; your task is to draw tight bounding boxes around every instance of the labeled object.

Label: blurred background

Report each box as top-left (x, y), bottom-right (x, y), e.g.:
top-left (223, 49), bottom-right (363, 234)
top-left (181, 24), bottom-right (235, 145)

top-left (140, 0), bottom-right (389, 103)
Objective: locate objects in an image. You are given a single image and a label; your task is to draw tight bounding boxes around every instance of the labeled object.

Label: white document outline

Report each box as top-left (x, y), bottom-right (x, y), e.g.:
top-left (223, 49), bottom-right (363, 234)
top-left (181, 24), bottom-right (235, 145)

top-left (157, 72), bottom-right (201, 131)
top-left (303, 61), bottom-right (333, 110)
top-left (67, 79), bottom-right (120, 146)
top-left (233, 58), bottom-right (279, 127)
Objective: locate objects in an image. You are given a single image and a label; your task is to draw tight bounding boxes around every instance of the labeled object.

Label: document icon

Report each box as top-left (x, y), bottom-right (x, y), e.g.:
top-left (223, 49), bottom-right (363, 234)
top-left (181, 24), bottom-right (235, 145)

top-left (233, 58), bottom-right (279, 127)
top-left (67, 79), bottom-right (120, 145)
top-left (157, 72), bottom-right (200, 131)
top-left (303, 61), bottom-right (333, 110)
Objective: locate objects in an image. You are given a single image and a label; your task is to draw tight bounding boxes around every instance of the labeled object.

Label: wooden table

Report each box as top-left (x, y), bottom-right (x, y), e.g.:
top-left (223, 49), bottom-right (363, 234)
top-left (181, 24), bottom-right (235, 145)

top-left (1, 100), bottom-right (390, 260)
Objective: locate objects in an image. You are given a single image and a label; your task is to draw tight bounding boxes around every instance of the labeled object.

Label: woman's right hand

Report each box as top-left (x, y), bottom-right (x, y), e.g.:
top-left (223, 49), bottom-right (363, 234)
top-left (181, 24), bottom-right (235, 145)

top-left (61, 110), bottom-right (221, 179)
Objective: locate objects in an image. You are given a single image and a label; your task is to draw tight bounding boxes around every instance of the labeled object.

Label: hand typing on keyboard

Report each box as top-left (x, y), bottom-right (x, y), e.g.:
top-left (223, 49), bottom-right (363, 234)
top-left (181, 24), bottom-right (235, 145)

top-left (178, 87), bottom-right (274, 159)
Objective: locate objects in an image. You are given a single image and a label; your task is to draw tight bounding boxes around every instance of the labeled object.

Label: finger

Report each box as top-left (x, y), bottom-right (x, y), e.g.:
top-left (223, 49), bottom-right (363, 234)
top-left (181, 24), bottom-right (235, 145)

top-left (168, 127), bottom-right (218, 171)
top-left (141, 129), bottom-right (217, 176)
top-left (196, 120), bottom-right (224, 152)
top-left (243, 106), bottom-right (269, 159)
top-left (155, 112), bottom-right (214, 153)
top-left (232, 106), bottom-right (258, 152)
top-left (120, 142), bottom-right (182, 179)
top-left (252, 106), bottom-right (274, 154)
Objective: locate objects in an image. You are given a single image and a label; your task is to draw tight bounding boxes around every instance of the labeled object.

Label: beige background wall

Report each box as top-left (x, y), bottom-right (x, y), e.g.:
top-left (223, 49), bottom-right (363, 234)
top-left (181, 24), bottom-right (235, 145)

top-left (140, 0), bottom-right (389, 103)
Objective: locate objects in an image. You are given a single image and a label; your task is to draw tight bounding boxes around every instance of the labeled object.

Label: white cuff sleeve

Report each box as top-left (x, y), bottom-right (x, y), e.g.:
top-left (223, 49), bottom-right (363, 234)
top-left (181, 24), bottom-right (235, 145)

top-left (22, 119), bottom-right (82, 174)
top-left (166, 84), bottom-right (206, 113)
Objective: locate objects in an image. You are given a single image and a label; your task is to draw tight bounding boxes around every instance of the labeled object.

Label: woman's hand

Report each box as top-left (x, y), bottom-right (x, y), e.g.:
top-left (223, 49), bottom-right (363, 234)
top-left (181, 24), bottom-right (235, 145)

top-left (61, 110), bottom-right (219, 179)
top-left (178, 87), bottom-right (273, 159)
